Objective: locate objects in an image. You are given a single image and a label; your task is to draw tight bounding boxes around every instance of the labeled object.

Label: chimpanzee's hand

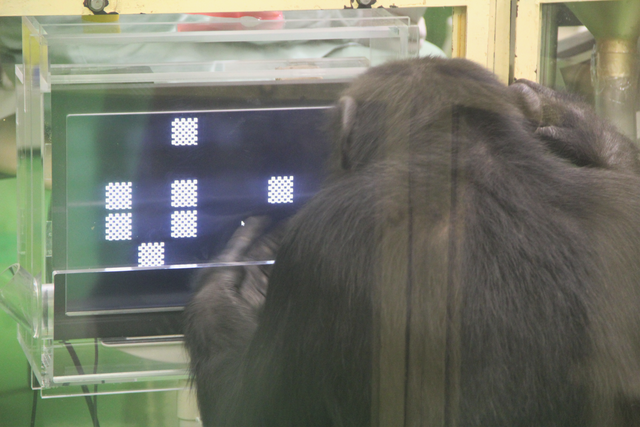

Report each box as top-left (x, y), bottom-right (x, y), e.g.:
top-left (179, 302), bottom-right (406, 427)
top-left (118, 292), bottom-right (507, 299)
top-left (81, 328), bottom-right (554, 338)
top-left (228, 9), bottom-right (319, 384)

top-left (193, 216), bottom-right (282, 309)
top-left (509, 79), bottom-right (640, 173)
top-left (183, 217), bottom-right (285, 424)
top-left (184, 216), bottom-right (285, 367)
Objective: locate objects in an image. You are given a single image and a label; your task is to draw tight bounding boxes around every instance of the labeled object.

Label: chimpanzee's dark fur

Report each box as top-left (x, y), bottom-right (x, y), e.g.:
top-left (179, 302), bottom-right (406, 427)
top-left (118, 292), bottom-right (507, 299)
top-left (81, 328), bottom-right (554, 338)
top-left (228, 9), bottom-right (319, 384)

top-left (184, 57), bottom-right (640, 427)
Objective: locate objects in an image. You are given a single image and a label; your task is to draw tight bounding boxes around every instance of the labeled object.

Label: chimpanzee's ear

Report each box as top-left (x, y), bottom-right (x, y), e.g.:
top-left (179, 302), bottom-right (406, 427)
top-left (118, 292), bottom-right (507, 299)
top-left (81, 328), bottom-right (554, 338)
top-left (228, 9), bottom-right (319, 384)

top-left (508, 80), bottom-right (543, 127)
top-left (338, 96), bottom-right (357, 170)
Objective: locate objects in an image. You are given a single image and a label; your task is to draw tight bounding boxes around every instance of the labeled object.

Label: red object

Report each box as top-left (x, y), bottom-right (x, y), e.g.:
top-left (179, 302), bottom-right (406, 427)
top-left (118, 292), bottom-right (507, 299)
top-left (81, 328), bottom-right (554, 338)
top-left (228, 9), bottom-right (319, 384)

top-left (178, 11), bottom-right (285, 32)
top-left (200, 12), bottom-right (283, 19)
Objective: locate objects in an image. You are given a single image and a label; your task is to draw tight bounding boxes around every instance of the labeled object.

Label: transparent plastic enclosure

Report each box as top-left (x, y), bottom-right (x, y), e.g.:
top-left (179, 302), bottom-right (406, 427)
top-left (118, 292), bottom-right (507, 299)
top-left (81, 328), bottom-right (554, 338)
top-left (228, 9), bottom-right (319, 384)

top-left (6, 9), bottom-right (418, 396)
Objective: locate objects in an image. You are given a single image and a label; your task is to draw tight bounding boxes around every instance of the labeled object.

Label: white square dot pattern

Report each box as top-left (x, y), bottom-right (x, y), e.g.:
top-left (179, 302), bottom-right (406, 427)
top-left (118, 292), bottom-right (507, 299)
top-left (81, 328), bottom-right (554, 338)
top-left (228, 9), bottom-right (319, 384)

top-left (171, 118), bottom-right (198, 146)
top-left (171, 210), bottom-right (198, 238)
top-left (105, 182), bottom-right (132, 210)
top-left (171, 179), bottom-right (198, 208)
top-left (138, 242), bottom-right (165, 267)
top-left (105, 213), bottom-right (132, 241)
top-left (268, 176), bottom-right (294, 204)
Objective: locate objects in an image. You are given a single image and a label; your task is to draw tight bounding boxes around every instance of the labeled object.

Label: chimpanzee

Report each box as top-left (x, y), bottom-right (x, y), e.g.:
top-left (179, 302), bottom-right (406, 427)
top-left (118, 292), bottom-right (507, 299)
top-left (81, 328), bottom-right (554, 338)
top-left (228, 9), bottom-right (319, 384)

top-left (184, 57), bottom-right (640, 427)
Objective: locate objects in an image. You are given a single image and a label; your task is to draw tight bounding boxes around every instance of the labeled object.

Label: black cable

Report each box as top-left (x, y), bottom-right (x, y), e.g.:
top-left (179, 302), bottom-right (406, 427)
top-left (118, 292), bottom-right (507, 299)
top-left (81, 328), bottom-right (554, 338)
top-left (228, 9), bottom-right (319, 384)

top-left (403, 95), bottom-right (417, 426)
top-left (93, 339), bottom-right (99, 416)
top-left (63, 341), bottom-right (101, 427)
top-left (444, 106), bottom-right (461, 427)
top-left (29, 388), bottom-right (38, 427)
top-left (28, 366), bottom-right (38, 427)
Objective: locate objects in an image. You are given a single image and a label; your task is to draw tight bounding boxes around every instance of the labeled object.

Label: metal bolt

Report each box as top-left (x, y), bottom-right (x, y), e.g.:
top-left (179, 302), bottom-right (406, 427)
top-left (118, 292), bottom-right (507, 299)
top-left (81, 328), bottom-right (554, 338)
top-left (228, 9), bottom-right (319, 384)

top-left (85, 0), bottom-right (108, 13)
top-left (356, 0), bottom-right (376, 7)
